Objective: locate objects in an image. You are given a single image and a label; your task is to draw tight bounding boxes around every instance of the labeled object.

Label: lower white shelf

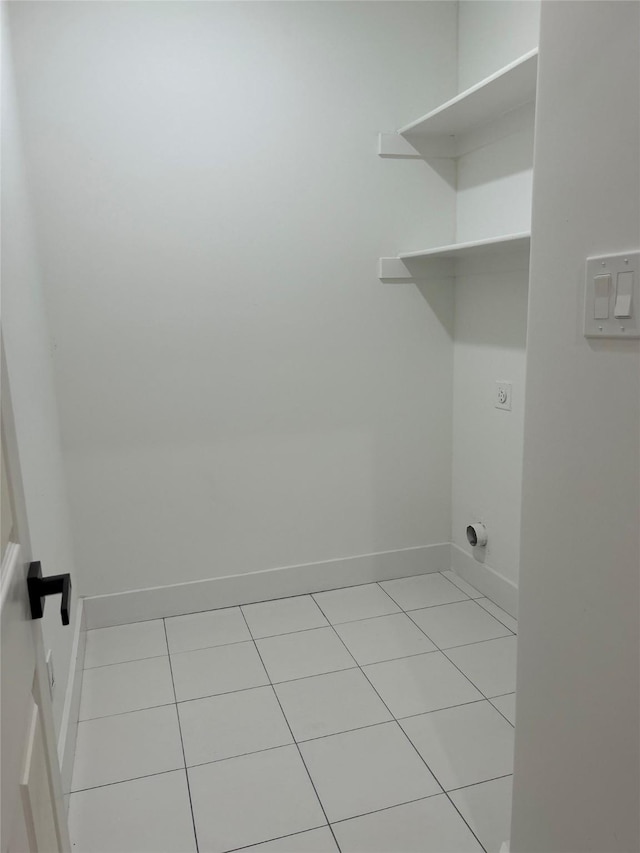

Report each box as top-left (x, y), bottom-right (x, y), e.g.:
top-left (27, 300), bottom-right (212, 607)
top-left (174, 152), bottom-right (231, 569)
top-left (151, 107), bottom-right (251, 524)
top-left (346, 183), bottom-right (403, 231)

top-left (379, 232), bottom-right (531, 280)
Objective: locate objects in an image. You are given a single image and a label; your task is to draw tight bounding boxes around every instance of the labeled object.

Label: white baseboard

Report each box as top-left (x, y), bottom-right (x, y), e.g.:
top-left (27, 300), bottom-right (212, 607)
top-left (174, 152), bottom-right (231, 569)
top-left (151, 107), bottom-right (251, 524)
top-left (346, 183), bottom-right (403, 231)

top-left (84, 544), bottom-right (451, 629)
top-left (450, 544), bottom-right (518, 617)
top-left (57, 599), bottom-right (86, 800)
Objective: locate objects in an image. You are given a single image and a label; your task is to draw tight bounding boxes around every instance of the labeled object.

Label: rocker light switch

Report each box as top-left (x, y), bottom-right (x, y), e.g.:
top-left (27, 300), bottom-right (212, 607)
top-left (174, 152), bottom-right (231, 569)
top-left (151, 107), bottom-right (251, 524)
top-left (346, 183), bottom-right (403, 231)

top-left (584, 252), bottom-right (640, 338)
top-left (614, 271), bottom-right (633, 318)
top-left (593, 274), bottom-right (610, 319)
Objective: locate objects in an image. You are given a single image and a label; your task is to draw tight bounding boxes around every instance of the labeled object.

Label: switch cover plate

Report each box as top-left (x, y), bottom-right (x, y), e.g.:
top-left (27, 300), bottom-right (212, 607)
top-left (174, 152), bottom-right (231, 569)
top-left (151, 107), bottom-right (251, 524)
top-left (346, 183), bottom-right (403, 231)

top-left (584, 252), bottom-right (639, 338)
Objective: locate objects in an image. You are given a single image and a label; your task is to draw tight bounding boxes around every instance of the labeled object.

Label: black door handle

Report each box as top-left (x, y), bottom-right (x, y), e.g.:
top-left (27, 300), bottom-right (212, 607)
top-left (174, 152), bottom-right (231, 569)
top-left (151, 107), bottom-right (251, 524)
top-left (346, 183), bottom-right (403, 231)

top-left (27, 562), bottom-right (72, 626)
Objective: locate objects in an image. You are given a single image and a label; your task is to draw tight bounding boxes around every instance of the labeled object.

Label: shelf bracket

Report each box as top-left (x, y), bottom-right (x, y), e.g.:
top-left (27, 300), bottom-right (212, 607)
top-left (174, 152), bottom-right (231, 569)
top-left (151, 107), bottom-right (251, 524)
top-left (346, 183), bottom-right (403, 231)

top-left (379, 257), bottom-right (417, 279)
top-left (378, 256), bottom-right (455, 282)
top-left (377, 133), bottom-right (422, 159)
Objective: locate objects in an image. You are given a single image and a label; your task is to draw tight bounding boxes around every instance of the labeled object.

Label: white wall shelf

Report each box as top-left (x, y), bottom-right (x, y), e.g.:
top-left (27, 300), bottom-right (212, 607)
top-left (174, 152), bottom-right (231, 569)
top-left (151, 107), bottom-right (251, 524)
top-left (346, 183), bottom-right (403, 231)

top-left (379, 49), bottom-right (538, 158)
top-left (379, 232), bottom-right (531, 280)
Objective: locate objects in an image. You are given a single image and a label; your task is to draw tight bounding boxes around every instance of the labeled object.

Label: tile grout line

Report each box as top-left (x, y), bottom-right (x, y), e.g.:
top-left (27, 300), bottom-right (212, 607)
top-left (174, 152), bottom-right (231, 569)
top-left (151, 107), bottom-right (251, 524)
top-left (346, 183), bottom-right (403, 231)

top-left (402, 609), bottom-right (508, 660)
top-left (377, 575), bottom-right (516, 636)
top-left (79, 632), bottom-right (513, 724)
top-left (79, 661), bottom-right (382, 723)
top-left (405, 621), bottom-right (510, 713)
top-left (78, 620), bottom-right (515, 726)
top-left (441, 572), bottom-right (484, 599)
top-left (399, 605), bottom-right (517, 700)
top-left (69, 746), bottom-right (514, 799)
top-left (294, 590), bottom-right (514, 733)
top-left (474, 598), bottom-right (518, 633)
top-left (353, 665), bottom-right (490, 850)
top-left (488, 696), bottom-right (516, 728)
top-left (82, 608), bottom-right (514, 674)
top-left (440, 641), bottom-right (515, 702)
top-left (327, 773), bottom-right (514, 827)
top-left (162, 618), bottom-right (200, 853)
top-left (70, 766), bottom-right (186, 796)
top-left (78, 700), bottom-right (177, 724)
top-left (224, 825), bottom-right (329, 853)
top-left (447, 772), bottom-right (514, 794)
top-left (74, 687), bottom-right (517, 788)
top-left (72, 650), bottom-right (515, 801)
top-left (74, 693), bottom-right (516, 796)
top-left (74, 577), bottom-right (515, 850)
top-left (85, 570), bottom-right (458, 631)
top-left (238, 606), bottom-right (343, 853)
top-left (374, 575), bottom-right (469, 613)
top-left (396, 611), bottom-right (516, 846)
top-left (311, 595), bottom-right (491, 853)
top-left (83, 651), bottom-right (170, 670)
top-left (82, 574), bottom-right (515, 664)
top-left (85, 571), bottom-right (515, 634)
top-left (310, 582), bottom-right (402, 624)
top-left (326, 791), bottom-right (450, 828)
top-left (399, 596), bottom-right (515, 643)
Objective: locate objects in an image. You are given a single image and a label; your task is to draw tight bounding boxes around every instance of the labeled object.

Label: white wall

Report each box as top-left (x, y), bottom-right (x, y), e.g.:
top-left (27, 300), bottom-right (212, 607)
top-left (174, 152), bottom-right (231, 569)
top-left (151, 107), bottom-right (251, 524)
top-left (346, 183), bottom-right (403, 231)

top-left (512, 2), bottom-right (640, 850)
top-left (450, 2), bottom-right (539, 588)
top-left (455, 0), bottom-right (539, 246)
top-left (451, 257), bottom-right (529, 588)
top-left (455, 108), bottom-right (535, 244)
top-left (457, 0), bottom-right (540, 91)
top-left (8, 1), bottom-right (458, 597)
top-left (1, 8), bottom-right (79, 737)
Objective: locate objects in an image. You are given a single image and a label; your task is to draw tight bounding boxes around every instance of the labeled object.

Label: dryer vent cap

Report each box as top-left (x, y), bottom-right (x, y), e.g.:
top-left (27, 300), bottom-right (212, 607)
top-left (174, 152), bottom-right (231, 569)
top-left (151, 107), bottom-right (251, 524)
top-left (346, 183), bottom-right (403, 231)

top-left (466, 523), bottom-right (488, 548)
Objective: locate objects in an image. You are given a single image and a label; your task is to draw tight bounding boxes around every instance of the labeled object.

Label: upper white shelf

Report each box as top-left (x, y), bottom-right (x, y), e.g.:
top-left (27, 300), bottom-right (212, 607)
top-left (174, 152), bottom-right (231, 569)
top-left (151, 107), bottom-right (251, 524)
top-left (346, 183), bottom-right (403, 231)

top-left (398, 49), bottom-right (538, 140)
top-left (379, 232), bottom-right (531, 280)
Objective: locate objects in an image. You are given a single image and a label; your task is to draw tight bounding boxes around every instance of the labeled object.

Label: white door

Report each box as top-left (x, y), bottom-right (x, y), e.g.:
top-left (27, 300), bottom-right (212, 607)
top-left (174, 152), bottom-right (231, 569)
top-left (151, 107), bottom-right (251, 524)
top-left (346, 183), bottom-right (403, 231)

top-left (1, 349), bottom-right (71, 853)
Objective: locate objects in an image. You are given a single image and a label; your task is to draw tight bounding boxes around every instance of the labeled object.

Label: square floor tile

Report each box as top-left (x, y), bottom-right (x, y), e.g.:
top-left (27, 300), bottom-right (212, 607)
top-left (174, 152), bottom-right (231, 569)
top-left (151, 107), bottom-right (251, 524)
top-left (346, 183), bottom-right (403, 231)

top-left (491, 693), bottom-right (516, 726)
top-left (84, 620), bottom-right (167, 668)
top-left (332, 795), bottom-right (483, 852)
top-left (243, 596), bottom-right (328, 639)
top-left (165, 607), bottom-right (250, 654)
top-left (445, 636), bottom-right (518, 698)
top-left (380, 574), bottom-right (468, 611)
top-left (188, 745), bottom-right (325, 853)
top-left (335, 613), bottom-right (437, 665)
top-left (410, 601), bottom-right (511, 650)
top-left (363, 652), bottom-right (482, 718)
top-left (313, 584), bottom-right (399, 624)
top-left (476, 598), bottom-right (518, 633)
top-left (442, 571), bottom-right (483, 599)
top-left (256, 627), bottom-right (355, 683)
top-left (241, 828), bottom-right (338, 852)
top-left (450, 776), bottom-right (513, 853)
top-left (171, 641), bottom-right (268, 702)
top-left (79, 657), bottom-right (174, 720)
top-left (400, 701), bottom-right (514, 791)
top-left (275, 668), bottom-right (392, 741)
top-left (178, 685), bottom-right (292, 765)
top-left (72, 705), bottom-right (183, 791)
top-left (299, 722), bottom-right (440, 822)
top-left (68, 770), bottom-right (196, 853)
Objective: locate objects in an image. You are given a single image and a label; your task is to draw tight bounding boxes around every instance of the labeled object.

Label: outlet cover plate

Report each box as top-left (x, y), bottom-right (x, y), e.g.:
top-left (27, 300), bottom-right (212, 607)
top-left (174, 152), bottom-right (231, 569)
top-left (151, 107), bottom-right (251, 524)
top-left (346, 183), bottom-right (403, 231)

top-left (495, 381), bottom-right (512, 411)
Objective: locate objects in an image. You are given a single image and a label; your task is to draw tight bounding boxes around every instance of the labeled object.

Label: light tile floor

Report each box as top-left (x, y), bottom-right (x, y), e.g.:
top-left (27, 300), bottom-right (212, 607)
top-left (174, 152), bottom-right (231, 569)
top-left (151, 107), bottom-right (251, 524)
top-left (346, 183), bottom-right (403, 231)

top-left (70, 572), bottom-right (517, 853)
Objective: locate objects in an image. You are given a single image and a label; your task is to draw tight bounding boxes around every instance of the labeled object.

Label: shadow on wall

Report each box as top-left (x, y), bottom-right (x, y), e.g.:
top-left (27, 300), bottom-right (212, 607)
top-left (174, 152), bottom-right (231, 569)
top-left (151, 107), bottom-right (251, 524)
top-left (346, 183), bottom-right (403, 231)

top-left (453, 264), bottom-right (529, 350)
top-left (414, 279), bottom-right (456, 340)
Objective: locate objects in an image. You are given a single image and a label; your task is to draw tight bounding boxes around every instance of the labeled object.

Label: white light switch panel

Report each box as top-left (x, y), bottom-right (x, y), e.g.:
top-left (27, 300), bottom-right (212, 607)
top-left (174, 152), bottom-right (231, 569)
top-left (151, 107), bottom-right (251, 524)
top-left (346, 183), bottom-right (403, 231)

top-left (584, 252), bottom-right (639, 338)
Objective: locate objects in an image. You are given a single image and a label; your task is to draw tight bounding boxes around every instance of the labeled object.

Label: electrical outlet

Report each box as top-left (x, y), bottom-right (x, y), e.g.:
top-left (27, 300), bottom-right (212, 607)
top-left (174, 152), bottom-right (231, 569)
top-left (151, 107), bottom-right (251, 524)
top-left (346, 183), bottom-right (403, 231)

top-left (495, 381), bottom-right (512, 411)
